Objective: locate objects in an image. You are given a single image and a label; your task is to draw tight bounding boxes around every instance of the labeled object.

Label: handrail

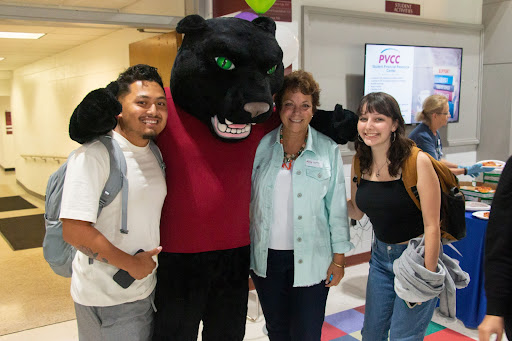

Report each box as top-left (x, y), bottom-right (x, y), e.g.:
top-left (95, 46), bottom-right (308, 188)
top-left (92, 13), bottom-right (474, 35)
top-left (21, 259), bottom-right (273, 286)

top-left (20, 154), bottom-right (68, 162)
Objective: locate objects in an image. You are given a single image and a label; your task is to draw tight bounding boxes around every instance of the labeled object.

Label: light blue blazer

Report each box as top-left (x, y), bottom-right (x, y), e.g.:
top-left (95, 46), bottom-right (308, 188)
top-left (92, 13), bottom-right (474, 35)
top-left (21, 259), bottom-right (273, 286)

top-left (250, 125), bottom-right (354, 287)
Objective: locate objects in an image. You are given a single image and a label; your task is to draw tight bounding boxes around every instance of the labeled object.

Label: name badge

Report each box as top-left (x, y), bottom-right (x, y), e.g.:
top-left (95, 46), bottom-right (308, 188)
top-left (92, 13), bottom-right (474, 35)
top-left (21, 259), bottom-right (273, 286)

top-left (306, 159), bottom-right (323, 168)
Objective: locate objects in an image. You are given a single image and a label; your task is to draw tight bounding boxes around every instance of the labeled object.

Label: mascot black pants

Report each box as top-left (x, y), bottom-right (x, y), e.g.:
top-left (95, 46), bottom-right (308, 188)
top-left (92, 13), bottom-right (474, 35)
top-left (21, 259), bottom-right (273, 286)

top-left (506, 316), bottom-right (512, 340)
top-left (153, 246), bottom-right (250, 341)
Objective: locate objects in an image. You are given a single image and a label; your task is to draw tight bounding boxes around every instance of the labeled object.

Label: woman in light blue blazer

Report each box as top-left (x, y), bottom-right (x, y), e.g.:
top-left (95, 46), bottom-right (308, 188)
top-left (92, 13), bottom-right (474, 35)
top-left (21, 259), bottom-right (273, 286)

top-left (250, 70), bottom-right (354, 341)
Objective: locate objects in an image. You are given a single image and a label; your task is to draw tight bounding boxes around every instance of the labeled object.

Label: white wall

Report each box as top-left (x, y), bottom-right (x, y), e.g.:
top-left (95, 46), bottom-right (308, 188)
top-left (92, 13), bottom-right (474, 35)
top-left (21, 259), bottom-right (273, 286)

top-left (12, 28), bottom-right (159, 195)
top-left (479, 0), bottom-right (512, 161)
top-left (0, 96), bottom-right (14, 169)
top-left (0, 75), bottom-right (11, 96)
top-left (0, 71), bottom-right (13, 169)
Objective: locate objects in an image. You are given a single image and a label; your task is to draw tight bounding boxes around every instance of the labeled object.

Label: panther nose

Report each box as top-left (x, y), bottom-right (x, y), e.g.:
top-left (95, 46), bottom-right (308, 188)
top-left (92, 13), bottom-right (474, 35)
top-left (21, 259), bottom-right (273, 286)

top-left (244, 102), bottom-right (270, 118)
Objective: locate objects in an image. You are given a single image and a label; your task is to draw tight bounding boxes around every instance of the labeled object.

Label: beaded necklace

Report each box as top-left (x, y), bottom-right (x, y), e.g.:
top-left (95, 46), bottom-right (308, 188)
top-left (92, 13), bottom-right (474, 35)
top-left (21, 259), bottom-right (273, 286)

top-left (280, 127), bottom-right (308, 170)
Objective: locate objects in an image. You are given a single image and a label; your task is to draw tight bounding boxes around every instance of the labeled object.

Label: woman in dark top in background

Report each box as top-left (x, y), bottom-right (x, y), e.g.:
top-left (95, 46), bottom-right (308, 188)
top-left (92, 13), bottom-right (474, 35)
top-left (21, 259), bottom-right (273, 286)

top-left (478, 155), bottom-right (512, 341)
top-left (347, 92), bottom-right (441, 340)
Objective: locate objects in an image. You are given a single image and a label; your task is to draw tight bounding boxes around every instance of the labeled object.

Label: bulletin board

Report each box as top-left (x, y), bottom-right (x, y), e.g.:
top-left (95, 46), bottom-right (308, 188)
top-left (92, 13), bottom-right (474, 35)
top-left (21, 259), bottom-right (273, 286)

top-left (301, 6), bottom-right (484, 149)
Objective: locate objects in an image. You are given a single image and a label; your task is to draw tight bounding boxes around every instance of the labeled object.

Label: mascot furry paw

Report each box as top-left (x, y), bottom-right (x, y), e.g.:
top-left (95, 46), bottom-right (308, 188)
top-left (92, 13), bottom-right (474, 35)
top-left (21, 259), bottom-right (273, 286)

top-left (313, 104), bottom-right (358, 145)
top-left (69, 14), bottom-right (357, 340)
top-left (69, 81), bottom-right (120, 143)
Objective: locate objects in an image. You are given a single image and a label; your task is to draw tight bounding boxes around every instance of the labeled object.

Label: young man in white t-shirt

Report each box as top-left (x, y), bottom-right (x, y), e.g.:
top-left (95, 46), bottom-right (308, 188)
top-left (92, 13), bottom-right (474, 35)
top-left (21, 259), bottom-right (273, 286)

top-left (60, 64), bottom-right (168, 341)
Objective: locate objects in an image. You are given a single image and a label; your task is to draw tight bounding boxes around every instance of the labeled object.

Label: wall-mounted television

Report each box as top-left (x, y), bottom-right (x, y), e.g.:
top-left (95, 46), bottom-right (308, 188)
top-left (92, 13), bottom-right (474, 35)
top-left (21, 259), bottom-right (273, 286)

top-left (364, 43), bottom-right (463, 124)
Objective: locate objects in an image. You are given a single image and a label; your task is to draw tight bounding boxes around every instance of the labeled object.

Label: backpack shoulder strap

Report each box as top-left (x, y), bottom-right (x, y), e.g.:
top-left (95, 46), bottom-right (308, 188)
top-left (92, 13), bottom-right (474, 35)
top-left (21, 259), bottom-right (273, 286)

top-left (148, 140), bottom-right (166, 177)
top-left (402, 146), bottom-right (421, 210)
top-left (97, 135), bottom-right (129, 234)
top-left (429, 155), bottom-right (459, 193)
top-left (353, 155), bottom-right (362, 186)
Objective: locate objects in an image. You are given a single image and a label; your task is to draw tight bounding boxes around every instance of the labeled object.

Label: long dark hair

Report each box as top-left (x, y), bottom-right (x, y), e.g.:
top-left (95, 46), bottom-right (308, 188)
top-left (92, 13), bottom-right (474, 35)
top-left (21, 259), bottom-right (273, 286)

top-left (355, 92), bottom-right (414, 177)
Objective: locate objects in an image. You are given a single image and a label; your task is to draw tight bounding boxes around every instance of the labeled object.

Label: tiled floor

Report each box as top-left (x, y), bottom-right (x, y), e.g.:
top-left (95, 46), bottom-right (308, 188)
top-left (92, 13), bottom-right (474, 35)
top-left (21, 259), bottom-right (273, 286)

top-left (0, 260), bottom-right (485, 341)
top-left (0, 169), bottom-right (504, 340)
top-left (322, 305), bottom-right (480, 341)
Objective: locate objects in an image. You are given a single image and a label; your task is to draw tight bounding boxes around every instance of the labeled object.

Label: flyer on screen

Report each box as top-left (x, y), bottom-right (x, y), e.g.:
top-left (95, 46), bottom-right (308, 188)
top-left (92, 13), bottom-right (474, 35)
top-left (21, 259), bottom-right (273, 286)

top-left (364, 44), bottom-right (462, 124)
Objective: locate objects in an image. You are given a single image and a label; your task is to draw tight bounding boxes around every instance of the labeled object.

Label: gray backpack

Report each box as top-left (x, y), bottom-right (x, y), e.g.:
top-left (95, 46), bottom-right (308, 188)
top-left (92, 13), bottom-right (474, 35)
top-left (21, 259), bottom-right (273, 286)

top-left (43, 135), bottom-right (165, 277)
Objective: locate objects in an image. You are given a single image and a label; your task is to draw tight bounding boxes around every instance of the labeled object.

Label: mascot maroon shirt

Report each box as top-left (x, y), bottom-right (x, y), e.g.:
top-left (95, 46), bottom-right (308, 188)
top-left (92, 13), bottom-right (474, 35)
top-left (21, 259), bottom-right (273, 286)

top-left (159, 89), bottom-right (277, 253)
top-left (158, 15), bottom-right (284, 253)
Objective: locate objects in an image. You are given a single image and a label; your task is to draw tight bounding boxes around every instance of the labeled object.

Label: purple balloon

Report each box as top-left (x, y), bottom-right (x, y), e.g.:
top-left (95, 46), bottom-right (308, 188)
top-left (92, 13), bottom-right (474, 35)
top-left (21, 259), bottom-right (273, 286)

top-left (235, 11), bottom-right (258, 21)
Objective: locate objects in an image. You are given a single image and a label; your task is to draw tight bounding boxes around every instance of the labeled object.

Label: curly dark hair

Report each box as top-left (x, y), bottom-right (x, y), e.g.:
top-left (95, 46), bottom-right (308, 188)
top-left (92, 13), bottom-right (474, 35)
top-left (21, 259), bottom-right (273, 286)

top-left (274, 70), bottom-right (320, 113)
top-left (355, 92), bottom-right (414, 177)
top-left (116, 64), bottom-right (164, 98)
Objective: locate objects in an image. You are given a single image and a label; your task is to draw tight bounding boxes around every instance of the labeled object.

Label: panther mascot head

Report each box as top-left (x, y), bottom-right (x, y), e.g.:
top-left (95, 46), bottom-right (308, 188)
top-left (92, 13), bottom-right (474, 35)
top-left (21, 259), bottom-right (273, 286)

top-left (171, 15), bottom-right (284, 141)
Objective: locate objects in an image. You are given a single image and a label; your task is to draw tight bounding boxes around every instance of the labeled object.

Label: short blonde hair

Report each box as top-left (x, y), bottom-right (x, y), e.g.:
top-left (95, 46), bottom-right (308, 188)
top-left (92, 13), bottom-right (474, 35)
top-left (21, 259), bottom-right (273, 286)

top-left (415, 94), bottom-right (448, 124)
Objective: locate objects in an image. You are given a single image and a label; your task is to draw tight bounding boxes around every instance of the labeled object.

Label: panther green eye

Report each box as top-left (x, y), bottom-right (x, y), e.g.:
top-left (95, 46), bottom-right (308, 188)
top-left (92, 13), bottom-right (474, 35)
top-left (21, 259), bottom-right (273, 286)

top-left (215, 57), bottom-right (235, 70)
top-left (267, 65), bottom-right (277, 75)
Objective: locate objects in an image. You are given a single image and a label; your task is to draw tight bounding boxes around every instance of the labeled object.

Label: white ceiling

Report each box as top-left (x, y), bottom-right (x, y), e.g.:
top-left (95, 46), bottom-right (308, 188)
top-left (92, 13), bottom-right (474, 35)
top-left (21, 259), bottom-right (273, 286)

top-left (0, 0), bottom-right (186, 71)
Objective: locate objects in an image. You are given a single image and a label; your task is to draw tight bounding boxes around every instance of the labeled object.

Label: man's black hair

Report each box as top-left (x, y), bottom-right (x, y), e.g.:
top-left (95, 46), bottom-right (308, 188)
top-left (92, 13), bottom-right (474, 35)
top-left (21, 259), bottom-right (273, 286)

top-left (116, 64), bottom-right (164, 98)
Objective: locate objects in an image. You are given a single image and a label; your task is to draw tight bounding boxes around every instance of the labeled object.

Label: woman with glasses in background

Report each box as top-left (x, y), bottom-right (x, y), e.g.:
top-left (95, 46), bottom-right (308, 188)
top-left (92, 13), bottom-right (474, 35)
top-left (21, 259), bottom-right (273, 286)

top-left (409, 94), bottom-right (490, 177)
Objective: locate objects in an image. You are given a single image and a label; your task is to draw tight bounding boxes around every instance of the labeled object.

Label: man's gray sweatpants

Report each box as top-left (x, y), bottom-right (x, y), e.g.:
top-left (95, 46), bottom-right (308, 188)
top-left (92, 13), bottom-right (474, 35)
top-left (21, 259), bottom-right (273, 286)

top-left (74, 291), bottom-right (155, 341)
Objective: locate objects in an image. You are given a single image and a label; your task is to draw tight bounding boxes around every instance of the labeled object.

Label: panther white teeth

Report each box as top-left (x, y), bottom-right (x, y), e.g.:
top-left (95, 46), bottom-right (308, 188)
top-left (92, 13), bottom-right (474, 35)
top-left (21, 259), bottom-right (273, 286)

top-left (217, 123), bottom-right (227, 132)
top-left (211, 115), bottom-right (252, 138)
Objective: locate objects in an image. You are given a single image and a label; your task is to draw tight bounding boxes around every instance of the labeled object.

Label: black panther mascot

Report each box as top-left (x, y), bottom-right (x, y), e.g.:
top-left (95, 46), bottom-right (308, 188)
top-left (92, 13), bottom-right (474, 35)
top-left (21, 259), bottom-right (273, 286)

top-left (70, 15), bottom-right (357, 341)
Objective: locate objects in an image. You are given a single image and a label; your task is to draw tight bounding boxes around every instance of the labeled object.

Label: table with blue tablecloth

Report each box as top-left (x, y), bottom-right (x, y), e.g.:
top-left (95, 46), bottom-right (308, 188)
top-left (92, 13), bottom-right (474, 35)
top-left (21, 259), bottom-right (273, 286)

top-left (443, 211), bottom-right (488, 328)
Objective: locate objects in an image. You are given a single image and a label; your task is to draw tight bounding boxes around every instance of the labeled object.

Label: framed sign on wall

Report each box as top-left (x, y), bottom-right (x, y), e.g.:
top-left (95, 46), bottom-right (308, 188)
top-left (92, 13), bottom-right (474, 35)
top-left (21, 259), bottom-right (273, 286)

top-left (5, 111), bottom-right (12, 135)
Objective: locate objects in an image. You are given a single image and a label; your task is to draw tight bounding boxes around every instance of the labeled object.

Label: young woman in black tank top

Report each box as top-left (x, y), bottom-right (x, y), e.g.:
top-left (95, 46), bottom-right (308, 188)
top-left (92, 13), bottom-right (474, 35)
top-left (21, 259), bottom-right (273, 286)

top-left (346, 92), bottom-right (441, 341)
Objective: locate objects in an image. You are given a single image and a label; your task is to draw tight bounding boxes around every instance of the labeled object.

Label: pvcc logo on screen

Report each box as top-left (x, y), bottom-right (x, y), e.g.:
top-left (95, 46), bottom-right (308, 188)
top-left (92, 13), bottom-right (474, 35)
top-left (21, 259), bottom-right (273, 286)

top-left (378, 48), bottom-right (401, 64)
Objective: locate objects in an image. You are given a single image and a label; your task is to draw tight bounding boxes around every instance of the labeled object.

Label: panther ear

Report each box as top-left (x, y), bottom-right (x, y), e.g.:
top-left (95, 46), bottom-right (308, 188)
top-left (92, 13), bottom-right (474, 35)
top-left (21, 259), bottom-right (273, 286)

top-left (252, 16), bottom-right (276, 36)
top-left (176, 14), bottom-right (207, 34)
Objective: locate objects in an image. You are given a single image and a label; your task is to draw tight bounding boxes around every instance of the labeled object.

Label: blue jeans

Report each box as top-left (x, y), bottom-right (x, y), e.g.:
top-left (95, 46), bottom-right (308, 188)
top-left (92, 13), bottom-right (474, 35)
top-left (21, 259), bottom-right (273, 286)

top-left (250, 249), bottom-right (329, 341)
top-left (362, 238), bottom-right (438, 341)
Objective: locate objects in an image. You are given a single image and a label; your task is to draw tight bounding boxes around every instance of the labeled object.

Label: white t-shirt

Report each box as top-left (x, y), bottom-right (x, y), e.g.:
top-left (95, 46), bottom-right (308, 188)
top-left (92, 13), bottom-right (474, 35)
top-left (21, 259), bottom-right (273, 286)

top-left (60, 131), bottom-right (166, 307)
top-left (269, 166), bottom-right (294, 250)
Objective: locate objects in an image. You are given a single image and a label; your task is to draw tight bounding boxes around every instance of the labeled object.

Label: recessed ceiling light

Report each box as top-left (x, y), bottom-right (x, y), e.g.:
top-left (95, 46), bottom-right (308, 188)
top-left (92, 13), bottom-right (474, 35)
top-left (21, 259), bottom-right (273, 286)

top-left (0, 32), bottom-right (46, 39)
top-left (0, 58), bottom-right (4, 61)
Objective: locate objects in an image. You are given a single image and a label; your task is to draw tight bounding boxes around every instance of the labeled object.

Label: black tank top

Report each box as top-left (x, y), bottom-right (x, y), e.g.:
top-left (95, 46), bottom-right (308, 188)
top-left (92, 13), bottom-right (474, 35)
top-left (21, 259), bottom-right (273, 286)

top-left (355, 178), bottom-right (424, 244)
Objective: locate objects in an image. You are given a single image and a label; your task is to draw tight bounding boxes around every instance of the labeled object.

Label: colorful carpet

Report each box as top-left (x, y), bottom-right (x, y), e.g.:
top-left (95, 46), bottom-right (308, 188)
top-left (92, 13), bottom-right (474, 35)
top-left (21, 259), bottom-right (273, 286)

top-left (321, 305), bottom-right (474, 340)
